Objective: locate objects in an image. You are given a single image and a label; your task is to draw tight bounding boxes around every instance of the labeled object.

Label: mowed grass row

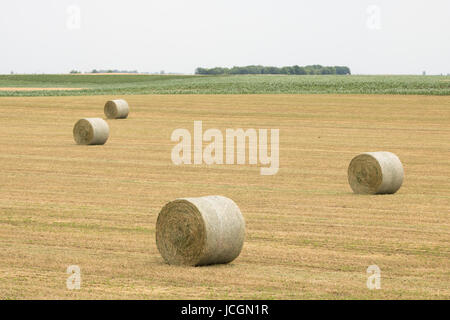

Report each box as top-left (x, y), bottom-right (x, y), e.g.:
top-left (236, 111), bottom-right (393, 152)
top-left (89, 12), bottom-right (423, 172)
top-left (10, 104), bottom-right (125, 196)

top-left (0, 94), bottom-right (449, 299)
top-left (0, 74), bottom-right (449, 96)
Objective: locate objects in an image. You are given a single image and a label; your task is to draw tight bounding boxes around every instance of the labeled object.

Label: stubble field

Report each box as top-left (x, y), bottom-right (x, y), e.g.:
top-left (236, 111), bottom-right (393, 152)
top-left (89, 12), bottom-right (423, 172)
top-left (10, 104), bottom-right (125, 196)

top-left (0, 94), bottom-right (449, 299)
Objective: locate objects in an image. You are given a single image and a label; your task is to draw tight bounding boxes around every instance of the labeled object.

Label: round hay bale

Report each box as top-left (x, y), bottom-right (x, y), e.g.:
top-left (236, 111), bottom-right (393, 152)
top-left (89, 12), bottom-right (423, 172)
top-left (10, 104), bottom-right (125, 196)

top-left (73, 118), bottom-right (109, 145)
top-left (104, 99), bottom-right (129, 119)
top-left (348, 151), bottom-right (404, 194)
top-left (156, 195), bottom-right (245, 266)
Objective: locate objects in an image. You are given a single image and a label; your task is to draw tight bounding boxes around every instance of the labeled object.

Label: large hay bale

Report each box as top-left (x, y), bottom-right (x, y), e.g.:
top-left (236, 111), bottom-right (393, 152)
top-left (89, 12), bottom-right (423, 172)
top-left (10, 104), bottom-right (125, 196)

top-left (73, 118), bottom-right (109, 145)
top-left (156, 195), bottom-right (245, 266)
top-left (104, 99), bottom-right (129, 119)
top-left (348, 151), bottom-right (404, 194)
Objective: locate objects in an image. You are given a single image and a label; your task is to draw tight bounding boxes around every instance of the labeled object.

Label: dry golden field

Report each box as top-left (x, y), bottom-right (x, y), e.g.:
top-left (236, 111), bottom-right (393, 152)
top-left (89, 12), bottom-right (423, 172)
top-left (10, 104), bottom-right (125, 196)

top-left (0, 94), bottom-right (449, 299)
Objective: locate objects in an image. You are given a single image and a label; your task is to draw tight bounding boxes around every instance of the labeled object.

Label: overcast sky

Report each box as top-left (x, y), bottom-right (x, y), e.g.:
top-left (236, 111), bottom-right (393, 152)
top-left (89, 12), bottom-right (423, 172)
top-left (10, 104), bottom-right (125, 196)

top-left (1, 0), bottom-right (449, 75)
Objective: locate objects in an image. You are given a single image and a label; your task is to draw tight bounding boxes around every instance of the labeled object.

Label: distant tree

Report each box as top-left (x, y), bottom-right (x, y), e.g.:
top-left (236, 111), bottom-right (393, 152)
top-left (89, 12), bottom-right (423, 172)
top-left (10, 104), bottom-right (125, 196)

top-left (280, 66), bottom-right (293, 74)
top-left (320, 67), bottom-right (335, 75)
top-left (70, 70), bottom-right (81, 74)
top-left (297, 67), bottom-right (307, 75)
top-left (195, 68), bottom-right (206, 74)
top-left (262, 66), bottom-right (281, 74)
top-left (335, 66), bottom-right (350, 75)
top-left (291, 65), bottom-right (306, 75)
top-left (229, 65), bottom-right (265, 74)
top-left (303, 66), bottom-right (313, 75)
top-left (247, 65), bottom-right (264, 74)
top-left (230, 66), bottom-right (247, 74)
top-left (207, 67), bottom-right (227, 75)
top-left (194, 64), bottom-right (351, 75)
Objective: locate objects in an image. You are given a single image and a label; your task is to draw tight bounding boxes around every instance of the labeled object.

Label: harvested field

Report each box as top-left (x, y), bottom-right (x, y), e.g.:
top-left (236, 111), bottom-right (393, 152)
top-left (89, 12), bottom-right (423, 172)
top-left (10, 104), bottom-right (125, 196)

top-left (0, 94), bottom-right (449, 299)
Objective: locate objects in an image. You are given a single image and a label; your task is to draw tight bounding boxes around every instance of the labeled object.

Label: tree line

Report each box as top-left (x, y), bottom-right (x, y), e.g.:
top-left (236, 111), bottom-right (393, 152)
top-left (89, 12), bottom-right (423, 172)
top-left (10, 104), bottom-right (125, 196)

top-left (195, 65), bottom-right (350, 75)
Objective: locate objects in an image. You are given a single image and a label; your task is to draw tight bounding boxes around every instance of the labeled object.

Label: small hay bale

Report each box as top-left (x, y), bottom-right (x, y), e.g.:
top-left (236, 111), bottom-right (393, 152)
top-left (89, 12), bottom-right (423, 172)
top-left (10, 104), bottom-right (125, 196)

top-left (156, 195), bottom-right (245, 266)
top-left (104, 99), bottom-right (129, 119)
top-left (73, 118), bottom-right (109, 145)
top-left (348, 151), bottom-right (404, 194)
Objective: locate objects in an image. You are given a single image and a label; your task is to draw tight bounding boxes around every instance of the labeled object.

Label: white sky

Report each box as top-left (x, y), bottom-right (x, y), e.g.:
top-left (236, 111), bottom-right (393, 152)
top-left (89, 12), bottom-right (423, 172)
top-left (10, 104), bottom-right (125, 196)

top-left (1, 0), bottom-right (449, 74)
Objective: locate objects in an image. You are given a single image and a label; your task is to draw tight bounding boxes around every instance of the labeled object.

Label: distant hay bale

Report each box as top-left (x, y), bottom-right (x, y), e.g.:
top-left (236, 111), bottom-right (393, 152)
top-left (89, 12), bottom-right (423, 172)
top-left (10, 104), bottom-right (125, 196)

top-left (156, 195), bottom-right (245, 266)
top-left (104, 99), bottom-right (129, 119)
top-left (73, 118), bottom-right (109, 145)
top-left (348, 151), bottom-right (404, 194)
